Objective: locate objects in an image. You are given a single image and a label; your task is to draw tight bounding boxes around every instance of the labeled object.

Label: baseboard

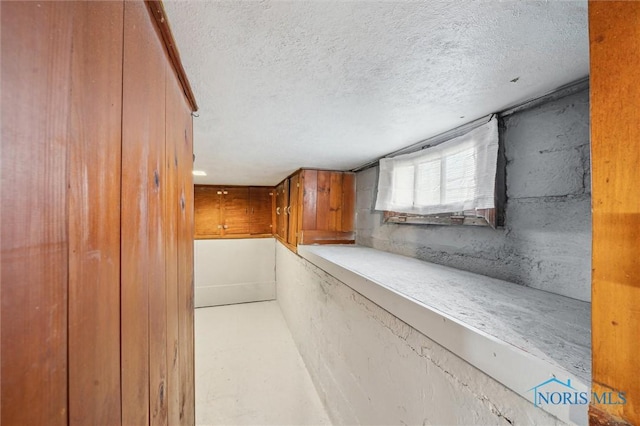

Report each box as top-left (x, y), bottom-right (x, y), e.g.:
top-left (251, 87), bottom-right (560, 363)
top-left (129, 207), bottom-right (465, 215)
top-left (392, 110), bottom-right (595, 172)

top-left (195, 281), bottom-right (276, 308)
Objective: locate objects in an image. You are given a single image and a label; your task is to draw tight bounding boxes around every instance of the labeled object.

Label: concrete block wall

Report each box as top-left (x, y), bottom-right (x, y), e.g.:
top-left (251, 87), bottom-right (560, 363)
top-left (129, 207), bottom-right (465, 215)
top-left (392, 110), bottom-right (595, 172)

top-left (276, 243), bottom-right (562, 425)
top-left (356, 89), bottom-right (591, 302)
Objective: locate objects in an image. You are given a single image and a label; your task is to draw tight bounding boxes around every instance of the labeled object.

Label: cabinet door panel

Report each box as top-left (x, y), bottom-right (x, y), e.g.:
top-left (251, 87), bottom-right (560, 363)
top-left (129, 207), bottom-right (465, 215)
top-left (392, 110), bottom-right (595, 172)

top-left (276, 182), bottom-right (288, 240)
top-left (223, 187), bottom-right (250, 234)
top-left (341, 173), bottom-right (356, 232)
top-left (329, 172), bottom-right (343, 232)
top-left (249, 187), bottom-right (273, 235)
top-left (316, 171), bottom-right (331, 231)
top-left (194, 186), bottom-right (222, 237)
top-left (287, 175), bottom-right (300, 246)
top-left (301, 170), bottom-right (318, 231)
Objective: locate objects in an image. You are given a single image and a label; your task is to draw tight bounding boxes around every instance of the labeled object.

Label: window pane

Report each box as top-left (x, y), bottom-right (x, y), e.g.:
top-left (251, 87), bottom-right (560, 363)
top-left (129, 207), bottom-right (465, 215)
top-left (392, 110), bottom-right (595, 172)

top-left (415, 160), bottom-right (441, 206)
top-left (444, 147), bottom-right (476, 204)
top-left (392, 164), bottom-right (414, 207)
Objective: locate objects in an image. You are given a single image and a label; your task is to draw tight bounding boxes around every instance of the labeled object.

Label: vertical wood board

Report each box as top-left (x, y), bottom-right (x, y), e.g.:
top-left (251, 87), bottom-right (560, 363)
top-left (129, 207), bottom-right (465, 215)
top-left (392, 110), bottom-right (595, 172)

top-left (301, 170), bottom-right (318, 231)
top-left (67, 2), bottom-right (123, 424)
top-left (589, 2), bottom-right (640, 424)
top-left (341, 173), bottom-right (356, 232)
top-left (329, 172), bottom-right (343, 232)
top-left (316, 171), bottom-right (331, 231)
top-left (1, 3), bottom-right (73, 424)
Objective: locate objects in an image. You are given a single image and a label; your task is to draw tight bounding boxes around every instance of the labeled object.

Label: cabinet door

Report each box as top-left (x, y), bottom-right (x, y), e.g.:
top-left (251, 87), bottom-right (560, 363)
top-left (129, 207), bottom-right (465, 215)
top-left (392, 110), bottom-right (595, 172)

top-left (274, 184), bottom-right (282, 238)
top-left (249, 187), bottom-right (273, 235)
top-left (276, 182), bottom-right (289, 240)
top-left (194, 186), bottom-right (222, 237)
top-left (341, 173), bottom-right (356, 232)
top-left (223, 187), bottom-right (250, 235)
top-left (287, 174), bottom-right (300, 246)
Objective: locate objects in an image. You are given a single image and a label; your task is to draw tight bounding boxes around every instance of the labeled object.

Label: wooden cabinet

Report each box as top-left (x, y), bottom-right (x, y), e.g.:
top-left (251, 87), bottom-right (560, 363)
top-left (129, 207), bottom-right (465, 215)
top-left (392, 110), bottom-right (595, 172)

top-left (274, 181), bottom-right (289, 240)
top-left (223, 187), bottom-right (250, 235)
top-left (194, 186), bottom-right (222, 237)
top-left (195, 185), bottom-right (273, 238)
top-left (249, 187), bottom-right (274, 235)
top-left (1, 1), bottom-right (196, 425)
top-left (274, 169), bottom-right (356, 251)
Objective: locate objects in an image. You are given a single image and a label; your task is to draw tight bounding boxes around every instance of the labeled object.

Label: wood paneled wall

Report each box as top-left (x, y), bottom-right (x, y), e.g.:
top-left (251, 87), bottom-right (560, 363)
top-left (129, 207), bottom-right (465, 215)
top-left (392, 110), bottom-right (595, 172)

top-left (1, 3), bottom-right (76, 424)
top-left (589, 3), bottom-right (640, 425)
top-left (68, 2), bottom-right (124, 424)
top-left (1, 1), bottom-right (196, 425)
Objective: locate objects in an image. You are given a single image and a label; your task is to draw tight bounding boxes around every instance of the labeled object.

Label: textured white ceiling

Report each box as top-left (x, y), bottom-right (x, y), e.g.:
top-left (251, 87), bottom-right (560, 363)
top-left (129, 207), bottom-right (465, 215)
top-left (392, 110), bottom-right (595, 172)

top-left (163, 0), bottom-right (589, 186)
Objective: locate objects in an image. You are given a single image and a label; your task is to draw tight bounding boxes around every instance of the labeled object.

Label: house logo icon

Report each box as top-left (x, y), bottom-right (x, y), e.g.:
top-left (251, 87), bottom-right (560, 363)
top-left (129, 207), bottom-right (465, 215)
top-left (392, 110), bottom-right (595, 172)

top-left (528, 378), bottom-right (626, 407)
top-left (528, 378), bottom-right (581, 407)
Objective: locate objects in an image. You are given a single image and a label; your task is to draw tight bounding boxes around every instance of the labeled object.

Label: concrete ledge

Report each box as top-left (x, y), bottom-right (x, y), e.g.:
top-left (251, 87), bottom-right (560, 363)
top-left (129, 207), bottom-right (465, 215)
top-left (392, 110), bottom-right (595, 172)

top-left (297, 244), bottom-right (591, 425)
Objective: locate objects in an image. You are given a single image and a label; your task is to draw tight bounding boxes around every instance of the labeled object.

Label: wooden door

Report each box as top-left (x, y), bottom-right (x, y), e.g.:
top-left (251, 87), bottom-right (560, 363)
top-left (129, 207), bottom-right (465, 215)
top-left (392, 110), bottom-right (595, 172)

top-left (315, 170), bottom-right (333, 231)
top-left (300, 170), bottom-right (318, 231)
top-left (275, 182), bottom-right (288, 239)
top-left (297, 169), bottom-right (356, 245)
top-left (249, 187), bottom-right (273, 235)
top-left (341, 173), bottom-right (356, 232)
top-left (287, 174), bottom-right (300, 246)
top-left (195, 185), bottom-right (222, 237)
top-left (223, 187), bottom-right (250, 235)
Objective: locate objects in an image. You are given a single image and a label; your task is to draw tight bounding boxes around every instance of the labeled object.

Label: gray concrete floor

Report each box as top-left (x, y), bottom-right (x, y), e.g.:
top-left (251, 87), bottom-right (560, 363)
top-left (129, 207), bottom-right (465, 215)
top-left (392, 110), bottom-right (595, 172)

top-left (195, 301), bottom-right (332, 425)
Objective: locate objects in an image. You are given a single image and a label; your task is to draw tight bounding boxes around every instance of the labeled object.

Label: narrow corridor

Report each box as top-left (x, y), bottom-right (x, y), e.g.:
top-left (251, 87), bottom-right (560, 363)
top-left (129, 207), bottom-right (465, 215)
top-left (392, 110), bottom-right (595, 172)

top-left (195, 301), bottom-right (332, 425)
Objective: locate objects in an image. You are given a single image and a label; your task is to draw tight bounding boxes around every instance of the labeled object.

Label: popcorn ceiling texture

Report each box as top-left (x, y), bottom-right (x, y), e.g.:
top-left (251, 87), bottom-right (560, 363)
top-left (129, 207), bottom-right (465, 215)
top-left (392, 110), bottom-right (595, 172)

top-left (356, 89), bottom-right (591, 302)
top-left (163, 1), bottom-right (588, 186)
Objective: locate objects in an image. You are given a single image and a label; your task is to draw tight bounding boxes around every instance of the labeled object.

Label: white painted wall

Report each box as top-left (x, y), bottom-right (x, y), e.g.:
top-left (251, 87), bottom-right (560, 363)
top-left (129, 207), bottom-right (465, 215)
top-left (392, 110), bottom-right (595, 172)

top-left (194, 238), bottom-right (276, 307)
top-left (276, 242), bottom-right (563, 425)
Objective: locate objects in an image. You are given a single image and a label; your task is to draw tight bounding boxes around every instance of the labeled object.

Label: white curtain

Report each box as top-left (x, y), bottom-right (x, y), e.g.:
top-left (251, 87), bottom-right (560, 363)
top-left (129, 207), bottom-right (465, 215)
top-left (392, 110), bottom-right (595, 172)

top-left (375, 117), bottom-right (499, 215)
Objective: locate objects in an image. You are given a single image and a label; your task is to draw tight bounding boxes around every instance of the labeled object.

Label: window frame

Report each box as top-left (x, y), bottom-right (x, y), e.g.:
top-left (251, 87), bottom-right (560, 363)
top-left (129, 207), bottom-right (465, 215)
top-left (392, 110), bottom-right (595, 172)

top-left (377, 117), bottom-right (505, 228)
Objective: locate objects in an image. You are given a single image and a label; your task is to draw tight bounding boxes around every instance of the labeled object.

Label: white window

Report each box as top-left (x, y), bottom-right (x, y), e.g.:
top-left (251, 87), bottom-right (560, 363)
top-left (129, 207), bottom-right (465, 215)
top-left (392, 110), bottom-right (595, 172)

top-left (375, 117), bottom-right (499, 216)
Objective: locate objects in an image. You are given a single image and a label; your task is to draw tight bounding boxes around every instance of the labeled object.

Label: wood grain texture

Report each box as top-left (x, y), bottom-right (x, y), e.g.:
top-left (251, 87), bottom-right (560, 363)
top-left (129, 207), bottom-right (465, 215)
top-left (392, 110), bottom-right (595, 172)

top-left (1, 3), bottom-right (73, 424)
top-left (299, 231), bottom-right (355, 245)
top-left (301, 170), bottom-right (318, 231)
top-left (275, 182), bottom-right (289, 240)
top-left (67, 2), bottom-right (123, 424)
top-left (145, 0), bottom-right (198, 112)
top-left (287, 174), bottom-right (300, 246)
top-left (147, 59), bottom-right (168, 426)
top-left (249, 187), bottom-right (274, 235)
top-left (223, 187), bottom-right (250, 235)
top-left (329, 172), bottom-right (343, 232)
top-left (165, 65), bottom-right (183, 426)
top-left (589, 3), bottom-right (640, 424)
top-left (271, 188), bottom-right (277, 235)
top-left (316, 171), bottom-right (331, 231)
top-left (590, 405), bottom-right (633, 426)
top-left (177, 87), bottom-right (195, 426)
top-left (341, 173), bottom-right (356, 232)
top-left (195, 186), bottom-right (222, 238)
top-left (195, 185), bottom-right (274, 238)
top-left (121, 2), bottom-right (168, 423)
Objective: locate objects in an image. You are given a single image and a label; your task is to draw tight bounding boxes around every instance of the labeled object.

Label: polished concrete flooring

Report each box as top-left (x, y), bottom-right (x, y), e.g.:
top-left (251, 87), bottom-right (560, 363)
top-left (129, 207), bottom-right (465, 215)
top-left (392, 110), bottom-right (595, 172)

top-left (195, 301), bottom-right (332, 425)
